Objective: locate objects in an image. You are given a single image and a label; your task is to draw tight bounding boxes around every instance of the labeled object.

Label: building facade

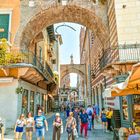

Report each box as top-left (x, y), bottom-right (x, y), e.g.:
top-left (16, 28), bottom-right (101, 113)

top-left (79, 0), bottom-right (140, 110)
top-left (0, 1), bottom-right (61, 129)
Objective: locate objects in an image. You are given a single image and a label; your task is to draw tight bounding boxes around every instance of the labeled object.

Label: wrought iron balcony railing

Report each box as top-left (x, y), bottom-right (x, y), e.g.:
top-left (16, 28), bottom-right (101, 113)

top-left (0, 50), bottom-right (54, 79)
top-left (99, 44), bottom-right (140, 69)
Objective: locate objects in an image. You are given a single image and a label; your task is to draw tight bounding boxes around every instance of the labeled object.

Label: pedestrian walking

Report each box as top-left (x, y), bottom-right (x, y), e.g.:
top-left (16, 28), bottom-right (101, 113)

top-left (26, 112), bottom-right (34, 140)
top-left (34, 109), bottom-right (48, 140)
top-left (52, 113), bottom-right (63, 140)
top-left (128, 126), bottom-right (140, 140)
top-left (0, 117), bottom-right (4, 140)
top-left (73, 107), bottom-right (79, 133)
top-left (100, 108), bottom-right (107, 131)
top-left (65, 112), bottom-right (77, 140)
top-left (86, 105), bottom-right (93, 130)
top-left (14, 114), bottom-right (26, 140)
top-left (106, 107), bottom-right (113, 132)
top-left (94, 104), bottom-right (100, 123)
top-left (80, 109), bottom-right (88, 139)
top-left (66, 106), bottom-right (70, 118)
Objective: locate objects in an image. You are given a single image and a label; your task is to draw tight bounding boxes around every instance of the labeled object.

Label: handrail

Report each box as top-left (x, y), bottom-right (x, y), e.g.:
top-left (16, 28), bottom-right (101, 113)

top-left (100, 44), bottom-right (140, 69)
top-left (0, 50), bottom-right (54, 78)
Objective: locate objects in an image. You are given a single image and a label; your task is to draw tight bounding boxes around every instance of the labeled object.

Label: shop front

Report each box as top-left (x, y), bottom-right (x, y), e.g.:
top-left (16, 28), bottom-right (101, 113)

top-left (112, 92), bottom-right (140, 128)
top-left (21, 89), bottom-right (28, 115)
top-left (112, 63), bottom-right (140, 128)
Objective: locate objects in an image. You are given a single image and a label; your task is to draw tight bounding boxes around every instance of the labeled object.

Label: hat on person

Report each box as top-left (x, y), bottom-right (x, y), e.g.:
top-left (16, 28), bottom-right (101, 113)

top-left (55, 113), bottom-right (60, 116)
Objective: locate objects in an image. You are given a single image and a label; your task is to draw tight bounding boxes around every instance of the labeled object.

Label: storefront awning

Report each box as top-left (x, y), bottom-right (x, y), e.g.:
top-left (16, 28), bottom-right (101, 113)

top-left (111, 63), bottom-right (140, 97)
top-left (103, 83), bottom-right (126, 98)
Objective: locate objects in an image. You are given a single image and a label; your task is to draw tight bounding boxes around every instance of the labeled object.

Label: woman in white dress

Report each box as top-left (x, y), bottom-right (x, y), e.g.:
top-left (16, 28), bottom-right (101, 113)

top-left (26, 112), bottom-right (34, 140)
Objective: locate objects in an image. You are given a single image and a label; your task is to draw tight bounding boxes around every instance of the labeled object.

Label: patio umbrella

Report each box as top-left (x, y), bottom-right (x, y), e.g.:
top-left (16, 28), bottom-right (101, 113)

top-left (111, 63), bottom-right (140, 97)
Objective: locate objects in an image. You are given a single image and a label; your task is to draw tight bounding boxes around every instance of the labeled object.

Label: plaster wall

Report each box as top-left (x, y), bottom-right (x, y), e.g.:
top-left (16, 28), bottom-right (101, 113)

top-left (0, 79), bottom-right (18, 128)
top-left (115, 0), bottom-right (140, 44)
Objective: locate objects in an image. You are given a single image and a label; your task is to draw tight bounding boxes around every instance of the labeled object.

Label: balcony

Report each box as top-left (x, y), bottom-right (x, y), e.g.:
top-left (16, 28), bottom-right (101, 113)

top-left (0, 50), bottom-right (54, 82)
top-left (100, 44), bottom-right (140, 70)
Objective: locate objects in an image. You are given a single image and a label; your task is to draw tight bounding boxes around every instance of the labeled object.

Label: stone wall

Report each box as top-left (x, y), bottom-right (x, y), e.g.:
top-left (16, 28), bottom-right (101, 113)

top-left (14, 0), bottom-right (109, 50)
top-left (115, 0), bottom-right (140, 44)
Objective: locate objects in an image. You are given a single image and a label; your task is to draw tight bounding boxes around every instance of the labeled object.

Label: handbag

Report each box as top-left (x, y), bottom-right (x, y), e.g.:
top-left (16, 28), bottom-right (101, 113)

top-left (66, 126), bottom-right (72, 134)
top-left (73, 128), bottom-right (78, 138)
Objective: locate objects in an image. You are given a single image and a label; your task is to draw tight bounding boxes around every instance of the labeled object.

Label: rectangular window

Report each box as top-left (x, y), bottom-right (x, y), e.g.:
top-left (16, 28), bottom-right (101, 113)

top-left (30, 91), bottom-right (34, 114)
top-left (22, 89), bottom-right (28, 115)
top-left (0, 14), bottom-right (10, 40)
top-left (42, 94), bottom-right (47, 114)
top-left (39, 47), bottom-right (42, 62)
top-left (133, 95), bottom-right (140, 122)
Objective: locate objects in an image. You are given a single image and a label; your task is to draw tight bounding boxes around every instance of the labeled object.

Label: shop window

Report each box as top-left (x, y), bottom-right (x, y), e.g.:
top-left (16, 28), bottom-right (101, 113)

top-left (133, 95), bottom-right (140, 122)
top-left (22, 89), bottom-right (28, 115)
top-left (122, 96), bottom-right (129, 120)
top-left (64, 98), bottom-right (67, 101)
top-left (30, 91), bottom-right (34, 114)
top-left (42, 94), bottom-right (47, 114)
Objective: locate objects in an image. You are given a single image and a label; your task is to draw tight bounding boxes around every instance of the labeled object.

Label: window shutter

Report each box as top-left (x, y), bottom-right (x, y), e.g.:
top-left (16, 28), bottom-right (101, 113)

top-left (0, 14), bottom-right (10, 40)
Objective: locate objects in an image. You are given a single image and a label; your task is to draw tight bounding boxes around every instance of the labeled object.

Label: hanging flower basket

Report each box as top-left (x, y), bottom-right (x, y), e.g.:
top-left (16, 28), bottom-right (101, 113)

top-left (16, 87), bottom-right (24, 94)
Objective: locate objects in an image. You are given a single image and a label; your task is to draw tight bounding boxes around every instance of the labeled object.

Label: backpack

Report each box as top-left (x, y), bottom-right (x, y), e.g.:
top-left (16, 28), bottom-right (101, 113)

top-left (81, 114), bottom-right (88, 123)
top-left (88, 110), bottom-right (92, 116)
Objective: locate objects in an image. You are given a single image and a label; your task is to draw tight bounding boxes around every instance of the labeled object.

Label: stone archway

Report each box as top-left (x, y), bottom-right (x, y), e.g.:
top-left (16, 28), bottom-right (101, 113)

top-left (60, 64), bottom-right (85, 80)
top-left (14, 0), bottom-right (109, 49)
top-left (60, 64), bottom-right (86, 98)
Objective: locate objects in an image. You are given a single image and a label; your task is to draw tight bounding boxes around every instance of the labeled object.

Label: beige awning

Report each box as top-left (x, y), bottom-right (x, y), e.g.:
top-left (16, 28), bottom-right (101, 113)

top-left (111, 63), bottom-right (140, 97)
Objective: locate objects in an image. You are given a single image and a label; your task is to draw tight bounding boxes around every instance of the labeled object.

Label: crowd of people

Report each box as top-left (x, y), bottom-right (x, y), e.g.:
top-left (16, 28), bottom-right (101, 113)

top-left (61, 104), bottom-right (114, 139)
top-left (14, 108), bottom-right (48, 140)
top-left (13, 104), bottom-right (113, 140)
top-left (1, 103), bottom-right (140, 140)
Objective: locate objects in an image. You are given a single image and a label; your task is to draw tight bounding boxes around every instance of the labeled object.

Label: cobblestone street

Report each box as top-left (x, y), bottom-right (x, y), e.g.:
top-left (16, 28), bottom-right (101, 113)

top-left (5, 113), bottom-right (113, 140)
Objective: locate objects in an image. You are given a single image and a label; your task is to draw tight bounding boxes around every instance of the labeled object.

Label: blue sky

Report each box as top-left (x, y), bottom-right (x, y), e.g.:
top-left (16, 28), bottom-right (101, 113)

top-left (54, 22), bottom-right (83, 87)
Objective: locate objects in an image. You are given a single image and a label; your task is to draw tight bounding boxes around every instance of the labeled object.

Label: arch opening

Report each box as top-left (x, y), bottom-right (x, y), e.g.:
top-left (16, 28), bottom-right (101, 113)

top-left (14, 4), bottom-right (108, 50)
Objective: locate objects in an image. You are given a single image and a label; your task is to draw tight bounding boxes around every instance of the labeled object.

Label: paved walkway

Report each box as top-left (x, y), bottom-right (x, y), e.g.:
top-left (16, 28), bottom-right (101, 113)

top-left (4, 113), bottom-right (113, 140)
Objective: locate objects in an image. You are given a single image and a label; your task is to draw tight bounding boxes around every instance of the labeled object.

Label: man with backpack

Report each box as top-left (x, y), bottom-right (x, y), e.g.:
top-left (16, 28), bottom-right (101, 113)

top-left (80, 109), bottom-right (89, 139)
top-left (86, 105), bottom-right (93, 130)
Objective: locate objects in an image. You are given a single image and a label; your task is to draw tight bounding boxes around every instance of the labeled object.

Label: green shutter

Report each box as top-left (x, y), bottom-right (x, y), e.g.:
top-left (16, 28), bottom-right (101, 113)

top-left (0, 14), bottom-right (10, 40)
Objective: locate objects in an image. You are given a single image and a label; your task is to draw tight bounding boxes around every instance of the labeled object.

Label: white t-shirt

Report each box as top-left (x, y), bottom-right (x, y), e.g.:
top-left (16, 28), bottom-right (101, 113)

top-left (16, 119), bottom-right (24, 127)
top-left (26, 117), bottom-right (34, 128)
